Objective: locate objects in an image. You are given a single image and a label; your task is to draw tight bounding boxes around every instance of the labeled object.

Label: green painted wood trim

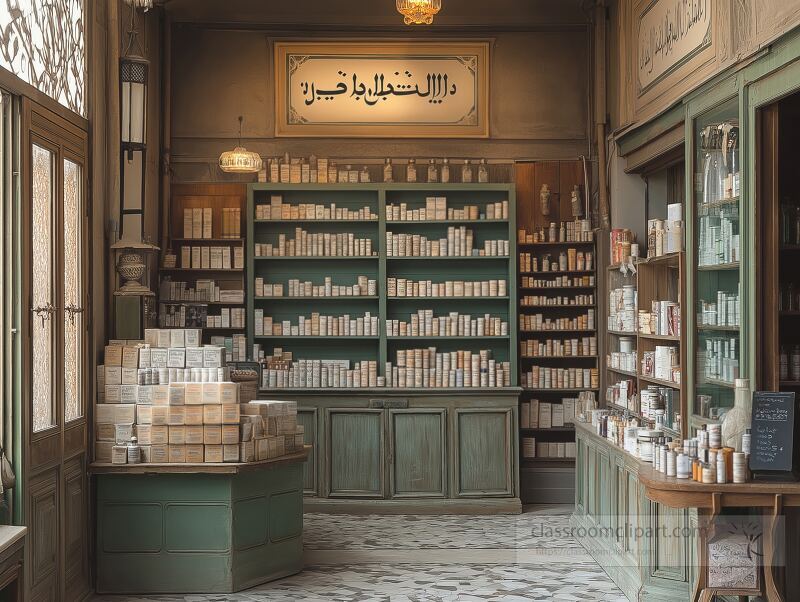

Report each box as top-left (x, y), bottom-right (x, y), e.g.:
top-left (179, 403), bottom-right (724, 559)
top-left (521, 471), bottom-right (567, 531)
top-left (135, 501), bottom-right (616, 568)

top-left (387, 408), bottom-right (447, 498)
top-left (617, 103), bottom-right (685, 157)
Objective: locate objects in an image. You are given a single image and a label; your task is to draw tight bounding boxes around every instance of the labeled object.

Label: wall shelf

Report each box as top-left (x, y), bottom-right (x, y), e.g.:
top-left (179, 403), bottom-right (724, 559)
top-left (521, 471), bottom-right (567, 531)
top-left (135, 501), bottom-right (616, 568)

top-left (246, 183), bottom-right (518, 391)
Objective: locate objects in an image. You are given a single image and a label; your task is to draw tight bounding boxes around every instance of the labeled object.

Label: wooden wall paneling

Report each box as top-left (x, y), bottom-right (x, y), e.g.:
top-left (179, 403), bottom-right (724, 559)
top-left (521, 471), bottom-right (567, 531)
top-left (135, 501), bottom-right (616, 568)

top-left (532, 161), bottom-right (561, 229)
top-left (326, 408), bottom-right (385, 498)
top-left (388, 409), bottom-right (447, 499)
top-left (514, 163), bottom-right (536, 231)
top-left (558, 159), bottom-right (585, 222)
top-left (170, 183), bottom-right (247, 240)
top-left (297, 408), bottom-right (318, 495)
top-left (453, 408), bottom-right (513, 497)
top-left (63, 457), bottom-right (87, 601)
top-left (28, 472), bottom-right (58, 602)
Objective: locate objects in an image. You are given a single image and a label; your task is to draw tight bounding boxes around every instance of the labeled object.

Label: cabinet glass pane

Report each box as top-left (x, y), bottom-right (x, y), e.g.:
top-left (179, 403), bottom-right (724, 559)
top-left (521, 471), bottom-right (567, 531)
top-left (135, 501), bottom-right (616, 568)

top-left (32, 143), bottom-right (54, 432)
top-left (693, 99), bottom-right (741, 423)
top-left (64, 158), bottom-right (82, 422)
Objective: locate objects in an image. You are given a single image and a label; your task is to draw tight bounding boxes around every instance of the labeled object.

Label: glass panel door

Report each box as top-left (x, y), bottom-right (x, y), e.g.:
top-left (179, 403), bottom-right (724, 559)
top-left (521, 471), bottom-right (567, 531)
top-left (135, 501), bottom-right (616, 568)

top-left (31, 143), bottom-right (55, 432)
top-left (63, 158), bottom-right (82, 422)
top-left (692, 98), bottom-right (741, 425)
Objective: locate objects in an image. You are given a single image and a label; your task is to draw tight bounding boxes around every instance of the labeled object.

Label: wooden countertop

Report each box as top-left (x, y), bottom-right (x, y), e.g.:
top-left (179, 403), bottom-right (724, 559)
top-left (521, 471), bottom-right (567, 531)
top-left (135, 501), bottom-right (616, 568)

top-left (89, 446), bottom-right (311, 475)
top-left (0, 526), bottom-right (25, 552)
top-left (638, 463), bottom-right (800, 509)
top-left (574, 420), bottom-right (800, 508)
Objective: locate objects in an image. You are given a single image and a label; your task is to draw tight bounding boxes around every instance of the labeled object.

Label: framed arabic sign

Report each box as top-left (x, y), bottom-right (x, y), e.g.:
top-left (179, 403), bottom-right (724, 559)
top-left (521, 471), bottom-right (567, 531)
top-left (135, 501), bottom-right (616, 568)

top-left (274, 41), bottom-right (489, 138)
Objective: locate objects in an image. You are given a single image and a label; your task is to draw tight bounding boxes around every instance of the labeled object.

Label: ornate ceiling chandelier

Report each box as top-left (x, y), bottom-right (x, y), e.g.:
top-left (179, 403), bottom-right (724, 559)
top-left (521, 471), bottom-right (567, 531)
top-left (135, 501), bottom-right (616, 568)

top-left (218, 116), bottom-right (263, 174)
top-left (396, 0), bottom-right (442, 25)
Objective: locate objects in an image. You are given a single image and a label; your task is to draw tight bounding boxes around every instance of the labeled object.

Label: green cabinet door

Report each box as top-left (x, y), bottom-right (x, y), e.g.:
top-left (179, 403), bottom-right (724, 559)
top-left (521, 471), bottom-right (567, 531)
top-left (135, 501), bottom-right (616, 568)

top-left (389, 409), bottom-right (446, 498)
top-left (326, 408), bottom-right (384, 498)
top-left (453, 408), bottom-right (513, 497)
top-left (297, 408), bottom-right (317, 496)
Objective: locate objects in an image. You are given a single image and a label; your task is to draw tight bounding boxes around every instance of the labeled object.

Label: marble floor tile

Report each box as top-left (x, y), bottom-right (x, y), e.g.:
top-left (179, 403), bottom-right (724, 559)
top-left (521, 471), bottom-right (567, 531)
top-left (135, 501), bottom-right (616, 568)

top-left (92, 505), bottom-right (628, 602)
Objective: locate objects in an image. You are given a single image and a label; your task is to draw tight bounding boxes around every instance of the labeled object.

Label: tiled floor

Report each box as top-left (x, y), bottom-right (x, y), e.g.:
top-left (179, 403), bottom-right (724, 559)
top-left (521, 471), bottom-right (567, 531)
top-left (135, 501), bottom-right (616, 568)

top-left (93, 505), bottom-right (627, 601)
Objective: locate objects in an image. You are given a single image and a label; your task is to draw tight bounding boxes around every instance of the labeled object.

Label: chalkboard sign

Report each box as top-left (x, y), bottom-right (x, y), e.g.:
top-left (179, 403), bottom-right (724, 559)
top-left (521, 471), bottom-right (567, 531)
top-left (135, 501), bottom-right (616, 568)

top-left (750, 391), bottom-right (798, 481)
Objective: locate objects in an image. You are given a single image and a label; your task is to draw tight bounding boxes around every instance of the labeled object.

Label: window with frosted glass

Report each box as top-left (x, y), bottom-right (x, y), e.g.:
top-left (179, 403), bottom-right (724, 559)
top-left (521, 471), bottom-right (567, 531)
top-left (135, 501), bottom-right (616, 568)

top-left (32, 144), bottom-right (54, 432)
top-left (0, 0), bottom-right (85, 116)
top-left (64, 159), bottom-right (82, 422)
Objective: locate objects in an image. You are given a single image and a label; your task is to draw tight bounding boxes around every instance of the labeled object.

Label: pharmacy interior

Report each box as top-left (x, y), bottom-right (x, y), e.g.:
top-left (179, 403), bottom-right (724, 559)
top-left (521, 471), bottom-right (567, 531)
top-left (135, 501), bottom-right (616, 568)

top-left (3, 0), bottom-right (800, 600)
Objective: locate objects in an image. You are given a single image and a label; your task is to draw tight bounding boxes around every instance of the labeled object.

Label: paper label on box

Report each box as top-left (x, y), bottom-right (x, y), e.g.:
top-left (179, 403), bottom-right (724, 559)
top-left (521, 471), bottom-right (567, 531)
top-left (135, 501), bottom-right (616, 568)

top-left (167, 348), bottom-right (186, 368)
top-left (150, 348), bottom-right (168, 368)
top-left (185, 348), bottom-right (204, 368)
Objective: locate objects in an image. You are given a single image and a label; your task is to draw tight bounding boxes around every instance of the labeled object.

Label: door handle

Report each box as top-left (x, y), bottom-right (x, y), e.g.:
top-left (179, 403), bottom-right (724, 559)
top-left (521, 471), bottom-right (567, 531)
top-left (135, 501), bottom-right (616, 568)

top-left (65, 303), bottom-right (84, 325)
top-left (32, 302), bottom-right (57, 328)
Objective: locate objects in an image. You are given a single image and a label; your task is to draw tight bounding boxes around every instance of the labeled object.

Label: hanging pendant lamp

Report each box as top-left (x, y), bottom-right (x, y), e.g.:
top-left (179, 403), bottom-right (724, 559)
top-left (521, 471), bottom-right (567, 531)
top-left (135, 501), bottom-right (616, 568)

top-left (219, 116), bottom-right (263, 174)
top-left (396, 0), bottom-right (442, 25)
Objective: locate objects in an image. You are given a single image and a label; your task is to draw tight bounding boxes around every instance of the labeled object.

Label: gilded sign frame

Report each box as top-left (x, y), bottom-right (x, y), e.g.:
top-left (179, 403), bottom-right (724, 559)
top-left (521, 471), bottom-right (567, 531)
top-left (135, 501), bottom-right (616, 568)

top-left (274, 41), bottom-right (490, 138)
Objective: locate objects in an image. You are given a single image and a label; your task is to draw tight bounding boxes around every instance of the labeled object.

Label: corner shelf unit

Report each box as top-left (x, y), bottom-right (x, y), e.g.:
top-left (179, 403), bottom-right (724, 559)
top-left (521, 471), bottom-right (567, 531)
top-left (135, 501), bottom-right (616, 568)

top-left (245, 183), bottom-right (518, 390)
top-left (160, 184), bottom-right (247, 347)
top-left (517, 236), bottom-right (599, 476)
top-left (604, 252), bottom-right (686, 439)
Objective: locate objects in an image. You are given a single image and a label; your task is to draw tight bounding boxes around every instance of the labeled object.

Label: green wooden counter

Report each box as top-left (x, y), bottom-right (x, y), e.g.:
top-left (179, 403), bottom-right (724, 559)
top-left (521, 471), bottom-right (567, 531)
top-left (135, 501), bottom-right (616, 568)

top-left (572, 421), bottom-right (695, 601)
top-left (262, 389), bottom-right (522, 514)
top-left (90, 447), bottom-right (310, 595)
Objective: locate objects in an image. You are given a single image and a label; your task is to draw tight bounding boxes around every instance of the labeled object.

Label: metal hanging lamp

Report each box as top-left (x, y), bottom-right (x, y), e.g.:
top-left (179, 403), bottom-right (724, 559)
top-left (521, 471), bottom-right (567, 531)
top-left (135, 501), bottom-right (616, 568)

top-left (219, 116), bottom-right (263, 174)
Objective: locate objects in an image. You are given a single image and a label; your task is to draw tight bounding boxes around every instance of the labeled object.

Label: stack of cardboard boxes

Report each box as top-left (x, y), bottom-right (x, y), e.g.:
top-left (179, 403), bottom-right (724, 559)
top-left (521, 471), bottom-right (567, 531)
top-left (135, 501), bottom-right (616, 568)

top-left (95, 328), bottom-right (305, 464)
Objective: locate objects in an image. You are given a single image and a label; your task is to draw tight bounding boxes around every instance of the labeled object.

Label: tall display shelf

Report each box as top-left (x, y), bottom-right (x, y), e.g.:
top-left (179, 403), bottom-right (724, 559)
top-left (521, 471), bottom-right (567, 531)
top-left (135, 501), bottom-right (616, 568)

top-left (160, 184), bottom-right (247, 353)
top-left (245, 183), bottom-right (522, 512)
top-left (246, 183), bottom-right (517, 384)
top-left (605, 253), bottom-right (686, 439)
top-left (517, 236), bottom-right (598, 503)
top-left (687, 98), bottom-right (742, 434)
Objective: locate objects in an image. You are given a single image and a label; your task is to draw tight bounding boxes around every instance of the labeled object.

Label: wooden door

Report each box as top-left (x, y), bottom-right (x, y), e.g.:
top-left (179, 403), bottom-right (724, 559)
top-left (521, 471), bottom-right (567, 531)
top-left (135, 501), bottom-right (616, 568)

top-left (20, 99), bottom-right (90, 601)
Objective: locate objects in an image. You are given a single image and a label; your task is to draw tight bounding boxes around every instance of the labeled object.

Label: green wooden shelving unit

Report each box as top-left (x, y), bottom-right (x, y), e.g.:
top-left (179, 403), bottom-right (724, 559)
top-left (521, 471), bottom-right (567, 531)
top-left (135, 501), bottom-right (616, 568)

top-left (246, 183), bottom-right (518, 387)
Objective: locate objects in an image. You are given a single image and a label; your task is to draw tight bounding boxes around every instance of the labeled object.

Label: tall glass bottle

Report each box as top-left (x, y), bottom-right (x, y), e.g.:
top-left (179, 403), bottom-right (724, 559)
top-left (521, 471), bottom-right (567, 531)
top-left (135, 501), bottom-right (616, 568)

top-left (383, 158), bottom-right (393, 183)
top-left (406, 159), bottom-right (417, 183)
top-left (478, 159), bottom-right (489, 183)
top-left (461, 159), bottom-right (473, 183)
top-left (441, 158), bottom-right (450, 183)
top-left (427, 159), bottom-right (438, 183)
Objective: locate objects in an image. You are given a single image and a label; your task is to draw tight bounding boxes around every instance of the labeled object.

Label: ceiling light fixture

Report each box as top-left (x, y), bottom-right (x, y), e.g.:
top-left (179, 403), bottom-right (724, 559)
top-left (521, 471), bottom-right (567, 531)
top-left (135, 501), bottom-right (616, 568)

top-left (219, 116), bottom-right (263, 174)
top-left (396, 0), bottom-right (442, 25)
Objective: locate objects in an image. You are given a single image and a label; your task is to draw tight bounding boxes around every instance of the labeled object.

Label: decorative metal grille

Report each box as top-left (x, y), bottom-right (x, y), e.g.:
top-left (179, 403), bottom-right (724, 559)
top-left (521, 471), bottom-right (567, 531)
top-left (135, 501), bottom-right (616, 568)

top-left (0, 0), bottom-right (86, 116)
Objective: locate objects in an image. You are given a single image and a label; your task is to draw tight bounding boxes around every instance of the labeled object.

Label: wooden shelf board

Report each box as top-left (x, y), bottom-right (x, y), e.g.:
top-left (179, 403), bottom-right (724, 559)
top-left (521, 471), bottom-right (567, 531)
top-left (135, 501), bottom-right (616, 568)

top-left (160, 300), bottom-right (245, 306)
top-left (387, 255), bottom-right (509, 260)
top-left (520, 270), bottom-right (594, 276)
top-left (170, 237), bottom-right (244, 243)
top-left (521, 457), bottom-right (575, 465)
top-left (779, 380), bottom-right (800, 387)
top-left (698, 196), bottom-right (739, 209)
top-left (607, 366), bottom-right (638, 378)
top-left (698, 324), bottom-right (740, 331)
top-left (520, 304), bottom-right (596, 309)
top-left (518, 240), bottom-right (595, 247)
top-left (697, 262), bottom-right (740, 271)
top-left (519, 285), bottom-right (595, 291)
top-left (638, 333), bottom-right (680, 342)
top-left (520, 426), bottom-right (575, 432)
top-left (607, 329), bottom-right (637, 337)
top-left (254, 256), bottom-right (377, 260)
top-left (521, 355), bottom-right (598, 360)
top-left (389, 296), bottom-right (509, 301)
top-left (254, 296), bottom-right (379, 301)
top-left (520, 329), bottom-right (596, 335)
top-left (638, 374), bottom-right (681, 389)
top-left (254, 335), bottom-right (379, 340)
top-left (388, 219), bottom-right (508, 225)
top-left (387, 335), bottom-right (509, 340)
top-left (255, 219), bottom-right (377, 224)
top-left (160, 268), bottom-right (244, 273)
top-left (698, 377), bottom-right (735, 389)
top-left (521, 387), bottom-right (599, 392)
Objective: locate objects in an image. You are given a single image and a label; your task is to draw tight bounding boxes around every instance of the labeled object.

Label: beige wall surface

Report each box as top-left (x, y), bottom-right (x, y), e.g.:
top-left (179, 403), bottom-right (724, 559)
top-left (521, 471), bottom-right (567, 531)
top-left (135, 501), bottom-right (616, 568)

top-left (168, 24), bottom-right (592, 181)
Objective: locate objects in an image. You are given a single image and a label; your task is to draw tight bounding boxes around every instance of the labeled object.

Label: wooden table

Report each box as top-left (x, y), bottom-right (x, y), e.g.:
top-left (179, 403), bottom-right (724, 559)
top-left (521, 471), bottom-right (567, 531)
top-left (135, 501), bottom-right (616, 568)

top-left (639, 465), bottom-right (800, 601)
top-left (90, 447), bottom-right (310, 594)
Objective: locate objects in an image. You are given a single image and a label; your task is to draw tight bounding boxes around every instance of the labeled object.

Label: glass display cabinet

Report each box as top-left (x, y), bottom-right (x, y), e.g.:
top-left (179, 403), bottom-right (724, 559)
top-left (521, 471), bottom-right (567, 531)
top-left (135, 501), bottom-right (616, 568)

top-left (690, 98), bottom-right (742, 429)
